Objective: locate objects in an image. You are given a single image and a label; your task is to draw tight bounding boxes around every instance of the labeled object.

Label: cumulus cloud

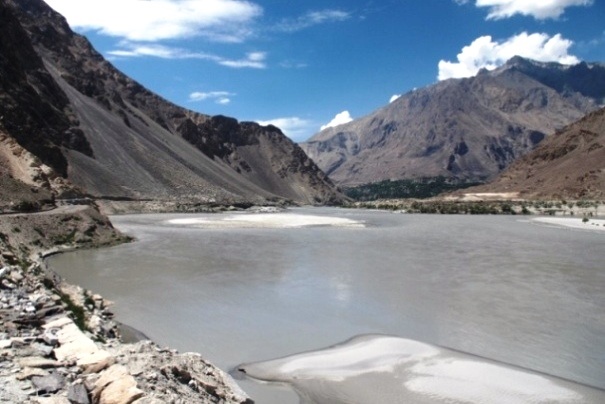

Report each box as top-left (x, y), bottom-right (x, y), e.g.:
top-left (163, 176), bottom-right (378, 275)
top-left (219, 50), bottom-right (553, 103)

top-left (438, 32), bottom-right (579, 80)
top-left (275, 9), bottom-right (351, 32)
top-left (189, 91), bottom-right (234, 104)
top-left (43, 0), bottom-right (262, 42)
top-left (389, 94), bottom-right (401, 103)
top-left (457, 0), bottom-right (593, 20)
top-left (256, 117), bottom-right (315, 142)
top-left (108, 43), bottom-right (267, 68)
top-left (320, 111), bottom-right (353, 131)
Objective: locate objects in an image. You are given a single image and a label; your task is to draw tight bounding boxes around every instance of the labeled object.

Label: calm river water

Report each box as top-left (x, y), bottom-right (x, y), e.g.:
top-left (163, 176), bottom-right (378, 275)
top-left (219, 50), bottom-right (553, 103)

top-left (48, 208), bottom-right (605, 403)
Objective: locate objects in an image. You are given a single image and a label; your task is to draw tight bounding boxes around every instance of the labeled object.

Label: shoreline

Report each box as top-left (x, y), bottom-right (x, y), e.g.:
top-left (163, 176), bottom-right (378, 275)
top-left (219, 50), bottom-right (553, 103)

top-left (239, 334), bottom-right (605, 403)
top-left (4, 203), bottom-right (603, 403)
top-left (0, 205), bottom-right (253, 403)
top-left (531, 216), bottom-right (605, 232)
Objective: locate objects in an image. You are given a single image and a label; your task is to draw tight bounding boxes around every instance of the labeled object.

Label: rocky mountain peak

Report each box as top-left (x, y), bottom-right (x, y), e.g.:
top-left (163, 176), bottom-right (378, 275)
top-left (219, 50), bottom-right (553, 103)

top-left (301, 56), bottom-right (605, 186)
top-left (0, 0), bottom-right (343, 206)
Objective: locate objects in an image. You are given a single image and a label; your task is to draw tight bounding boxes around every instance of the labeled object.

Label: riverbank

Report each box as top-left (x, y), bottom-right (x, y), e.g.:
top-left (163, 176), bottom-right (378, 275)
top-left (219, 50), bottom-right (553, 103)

top-left (0, 205), bottom-right (251, 403)
top-left (239, 334), bottom-right (605, 404)
top-left (348, 198), bottom-right (605, 217)
top-left (532, 217), bottom-right (605, 232)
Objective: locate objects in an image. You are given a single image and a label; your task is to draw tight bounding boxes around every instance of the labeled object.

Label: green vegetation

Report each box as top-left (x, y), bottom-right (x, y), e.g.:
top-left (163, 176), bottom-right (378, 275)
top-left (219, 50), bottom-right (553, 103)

top-left (343, 176), bottom-right (483, 201)
top-left (52, 230), bottom-right (76, 245)
top-left (349, 199), bottom-right (600, 218)
top-left (58, 291), bottom-right (87, 331)
top-left (14, 200), bottom-right (38, 212)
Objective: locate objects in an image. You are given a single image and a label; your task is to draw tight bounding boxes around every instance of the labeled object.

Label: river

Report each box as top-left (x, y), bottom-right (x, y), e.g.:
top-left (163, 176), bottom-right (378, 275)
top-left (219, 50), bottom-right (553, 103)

top-left (48, 208), bottom-right (605, 403)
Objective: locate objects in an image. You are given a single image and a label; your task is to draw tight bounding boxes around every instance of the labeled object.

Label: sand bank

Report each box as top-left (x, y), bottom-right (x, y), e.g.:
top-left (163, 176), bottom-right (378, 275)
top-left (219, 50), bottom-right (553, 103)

top-left (533, 217), bottom-right (605, 232)
top-left (167, 213), bottom-right (365, 229)
top-left (239, 335), bottom-right (604, 404)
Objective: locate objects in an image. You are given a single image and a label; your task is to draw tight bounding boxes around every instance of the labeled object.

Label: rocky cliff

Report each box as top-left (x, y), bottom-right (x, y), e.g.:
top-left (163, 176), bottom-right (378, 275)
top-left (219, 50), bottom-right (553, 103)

top-left (0, 0), bottom-right (341, 206)
top-left (301, 56), bottom-right (605, 186)
top-left (462, 107), bottom-right (605, 200)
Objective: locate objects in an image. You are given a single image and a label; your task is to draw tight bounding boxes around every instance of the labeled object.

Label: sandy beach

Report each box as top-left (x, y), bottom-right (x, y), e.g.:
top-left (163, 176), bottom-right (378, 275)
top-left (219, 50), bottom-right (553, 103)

top-left (532, 217), bottom-right (605, 232)
top-left (239, 335), bottom-right (605, 404)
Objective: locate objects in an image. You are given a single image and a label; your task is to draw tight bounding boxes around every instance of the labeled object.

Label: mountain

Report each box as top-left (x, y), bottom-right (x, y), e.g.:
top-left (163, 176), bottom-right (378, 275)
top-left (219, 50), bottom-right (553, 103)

top-left (461, 107), bottom-right (605, 200)
top-left (0, 0), bottom-right (342, 207)
top-left (301, 56), bottom-right (605, 186)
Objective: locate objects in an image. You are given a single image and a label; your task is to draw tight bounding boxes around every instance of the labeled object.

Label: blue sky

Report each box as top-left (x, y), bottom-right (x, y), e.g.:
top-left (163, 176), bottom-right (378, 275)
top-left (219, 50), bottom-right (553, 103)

top-left (43, 0), bottom-right (604, 141)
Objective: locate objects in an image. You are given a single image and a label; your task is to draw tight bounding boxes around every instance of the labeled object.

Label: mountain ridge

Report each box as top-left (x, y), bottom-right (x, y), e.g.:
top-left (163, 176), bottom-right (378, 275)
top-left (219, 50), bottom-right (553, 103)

top-left (301, 56), bottom-right (605, 187)
top-left (459, 106), bottom-right (605, 200)
top-left (0, 0), bottom-right (342, 207)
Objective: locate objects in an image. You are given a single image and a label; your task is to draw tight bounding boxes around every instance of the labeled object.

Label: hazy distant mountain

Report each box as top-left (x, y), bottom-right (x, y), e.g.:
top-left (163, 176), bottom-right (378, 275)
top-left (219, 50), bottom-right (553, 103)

top-left (463, 107), bottom-right (605, 200)
top-left (0, 0), bottom-right (342, 206)
top-left (301, 56), bottom-right (605, 186)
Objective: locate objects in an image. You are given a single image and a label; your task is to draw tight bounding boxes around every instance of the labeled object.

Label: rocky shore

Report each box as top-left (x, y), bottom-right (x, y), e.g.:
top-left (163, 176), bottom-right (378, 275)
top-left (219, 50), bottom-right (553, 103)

top-left (0, 205), bottom-right (252, 404)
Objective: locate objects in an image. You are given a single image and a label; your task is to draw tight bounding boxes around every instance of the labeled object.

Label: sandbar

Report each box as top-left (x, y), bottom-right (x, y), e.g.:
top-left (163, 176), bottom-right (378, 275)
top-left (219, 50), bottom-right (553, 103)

top-left (239, 335), bottom-right (604, 404)
top-left (532, 217), bottom-right (605, 232)
top-left (166, 213), bottom-right (364, 229)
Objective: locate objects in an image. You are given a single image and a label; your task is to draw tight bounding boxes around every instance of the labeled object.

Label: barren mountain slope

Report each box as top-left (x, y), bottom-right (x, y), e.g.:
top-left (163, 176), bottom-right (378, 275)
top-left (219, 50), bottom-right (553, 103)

top-left (0, 0), bottom-right (341, 205)
top-left (301, 57), bottom-right (605, 186)
top-left (463, 107), bottom-right (605, 200)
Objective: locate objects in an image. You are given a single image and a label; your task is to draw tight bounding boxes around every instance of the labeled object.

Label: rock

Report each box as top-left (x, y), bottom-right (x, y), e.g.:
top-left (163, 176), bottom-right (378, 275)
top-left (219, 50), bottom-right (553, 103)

top-left (67, 382), bottom-right (90, 404)
top-left (42, 327), bottom-right (60, 346)
top-left (19, 357), bottom-right (60, 368)
top-left (31, 371), bottom-right (65, 394)
top-left (0, 339), bottom-right (12, 349)
top-left (92, 365), bottom-right (144, 404)
top-left (10, 271), bottom-right (24, 283)
top-left (34, 397), bottom-right (71, 404)
top-left (36, 305), bottom-right (64, 319)
top-left (92, 294), bottom-right (104, 310)
top-left (31, 342), bottom-right (54, 357)
top-left (49, 321), bottom-right (102, 363)
top-left (17, 367), bottom-right (49, 380)
top-left (80, 350), bottom-right (114, 374)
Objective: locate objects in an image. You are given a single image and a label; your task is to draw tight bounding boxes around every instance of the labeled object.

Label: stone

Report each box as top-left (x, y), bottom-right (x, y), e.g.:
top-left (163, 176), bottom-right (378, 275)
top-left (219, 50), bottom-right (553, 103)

top-left (32, 371), bottom-right (65, 394)
top-left (43, 316), bottom-right (72, 329)
top-left (19, 357), bottom-right (60, 369)
top-left (67, 383), bottom-right (90, 404)
top-left (42, 327), bottom-right (60, 347)
top-left (0, 339), bottom-right (12, 349)
top-left (16, 367), bottom-right (49, 380)
top-left (10, 271), bottom-right (24, 283)
top-left (92, 365), bottom-right (144, 404)
top-left (34, 397), bottom-right (71, 404)
top-left (52, 322), bottom-right (100, 363)
top-left (32, 342), bottom-right (54, 357)
top-left (80, 351), bottom-right (114, 374)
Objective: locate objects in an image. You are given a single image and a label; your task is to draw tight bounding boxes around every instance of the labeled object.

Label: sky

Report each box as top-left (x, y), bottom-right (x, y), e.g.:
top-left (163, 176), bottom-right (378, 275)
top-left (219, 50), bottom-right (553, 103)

top-left (42, 0), bottom-right (604, 142)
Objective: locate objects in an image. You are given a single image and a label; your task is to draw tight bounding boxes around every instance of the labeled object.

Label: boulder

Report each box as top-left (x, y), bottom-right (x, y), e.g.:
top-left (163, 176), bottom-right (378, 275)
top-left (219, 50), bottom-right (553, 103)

top-left (31, 371), bottom-right (65, 394)
top-left (92, 365), bottom-right (144, 404)
top-left (67, 382), bottom-right (90, 404)
top-left (19, 357), bottom-right (60, 369)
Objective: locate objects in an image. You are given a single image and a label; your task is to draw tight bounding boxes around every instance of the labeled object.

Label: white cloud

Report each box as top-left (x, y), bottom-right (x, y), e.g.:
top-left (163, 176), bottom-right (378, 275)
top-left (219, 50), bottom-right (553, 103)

top-left (320, 111), bottom-right (353, 131)
top-left (108, 43), bottom-right (267, 68)
top-left (189, 91), bottom-right (234, 104)
top-left (256, 117), bottom-right (315, 142)
top-left (43, 0), bottom-right (262, 42)
top-left (219, 51), bottom-right (267, 68)
top-left (275, 9), bottom-right (351, 32)
top-left (459, 0), bottom-right (593, 20)
top-left (438, 32), bottom-right (579, 80)
top-left (389, 94), bottom-right (401, 103)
